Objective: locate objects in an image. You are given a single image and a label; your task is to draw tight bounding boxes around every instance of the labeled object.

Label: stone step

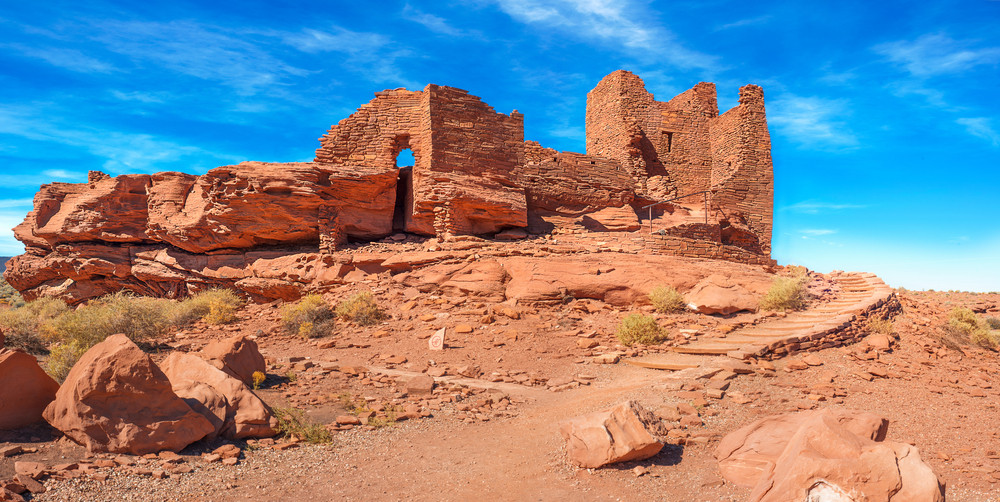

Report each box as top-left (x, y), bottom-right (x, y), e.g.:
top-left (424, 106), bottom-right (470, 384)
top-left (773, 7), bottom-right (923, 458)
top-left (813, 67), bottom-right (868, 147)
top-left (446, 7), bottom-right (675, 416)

top-left (672, 345), bottom-right (733, 355)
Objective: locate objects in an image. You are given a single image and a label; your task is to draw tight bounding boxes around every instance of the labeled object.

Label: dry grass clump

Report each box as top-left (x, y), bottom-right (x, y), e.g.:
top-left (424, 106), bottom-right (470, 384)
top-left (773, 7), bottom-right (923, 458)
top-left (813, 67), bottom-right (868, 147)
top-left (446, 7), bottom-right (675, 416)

top-left (945, 307), bottom-right (998, 350)
top-left (616, 313), bottom-right (666, 347)
top-left (0, 297), bottom-right (69, 354)
top-left (273, 406), bottom-right (332, 444)
top-left (42, 291), bottom-right (170, 349)
top-left (867, 316), bottom-right (895, 335)
top-left (648, 285), bottom-right (687, 313)
top-left (168, 288), bottom-right (244, 326)
top-left (45, 340), bottom-right (87, 382)
top-left (0, 279), bottom-right (25, 308)
top-left (758, 272), bottom-right (810, 312)
top-left (281, 294), bottom-right (335, 339)
top-left (335, 292), bottom-right (386, 326)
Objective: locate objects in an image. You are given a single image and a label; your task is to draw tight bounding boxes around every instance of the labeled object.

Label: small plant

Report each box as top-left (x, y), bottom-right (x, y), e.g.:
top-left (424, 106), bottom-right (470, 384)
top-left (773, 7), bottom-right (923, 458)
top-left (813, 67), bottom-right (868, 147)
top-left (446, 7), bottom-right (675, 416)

top-left (0, 279), bottom-right (25, 308)
top-left (648, 285), bottom-right (687, 313)
top-left (272, 406), bottom-right (333, 444)
top-left (615, 313), bottom-right (666, 347)
top-left (0, 296), bottom-right (70, 354)
top-left (252, 371), bottom-right (266, 390)
top-left (985, 316), bottom-right (1000, 330)
top-left (285, 371), bottom-right (298, 383)
top-left (867, 317), bottom-right (894, 335)
top-left (758, 273), bottom-right (810, 312)
top-left (281, 294), bottom-right (335, 339)
top-left (41, 291), bottom-right (169, 348)
top-left (335, 292), bottom-right (386, 326)
top-left (168, 288), bottom-right (244, 326)
top-left (44, 340), bottom-right (87, 382)
top-left (946, 307), bottom-right (997, 350)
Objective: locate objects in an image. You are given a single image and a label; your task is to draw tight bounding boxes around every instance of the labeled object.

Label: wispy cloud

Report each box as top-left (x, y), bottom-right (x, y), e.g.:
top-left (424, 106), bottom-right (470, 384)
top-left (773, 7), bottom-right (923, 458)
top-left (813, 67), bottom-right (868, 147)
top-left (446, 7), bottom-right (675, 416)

top-left (783, 201), bottom-right (866, 214)
top-left (490, 0), bottom-right (721, 72)
top-left (714, 15), bottom-right (771, 31)
top-left (41, 169), bottom-right (81, 180)
top-left (768, 95), bottom-right (858, 150)
top-left (0, 103), bottom-right (243, 174)
top-left (110, 90), bottom-right (170, 103)
top-left (801, 229), bottom-right (837, 236)
top-left (873, 33), bottom-right (1000, 77)
top-left (957, 117), bottom-right (1000, 146)
top-left (885, 81), bottom-right (949, 109)
top-left (282, 26), bottom-right (418, 88)
top-left (402, 4), bottom-right (474, 37)
top-left (5, 43), bottom-right (116, 73)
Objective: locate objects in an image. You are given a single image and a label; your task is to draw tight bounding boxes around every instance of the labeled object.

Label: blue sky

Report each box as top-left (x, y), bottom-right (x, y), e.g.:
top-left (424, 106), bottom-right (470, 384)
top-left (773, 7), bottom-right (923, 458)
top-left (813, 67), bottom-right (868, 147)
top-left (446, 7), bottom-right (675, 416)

top-left (1, 1), bottom-right (998, 291)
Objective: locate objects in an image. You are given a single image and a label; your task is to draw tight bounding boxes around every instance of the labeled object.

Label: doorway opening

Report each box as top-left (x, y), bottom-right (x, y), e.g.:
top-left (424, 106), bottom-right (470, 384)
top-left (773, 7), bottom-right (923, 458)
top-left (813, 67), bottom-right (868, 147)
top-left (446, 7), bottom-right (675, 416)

top-left (393, 148), bottom-right (414, 231)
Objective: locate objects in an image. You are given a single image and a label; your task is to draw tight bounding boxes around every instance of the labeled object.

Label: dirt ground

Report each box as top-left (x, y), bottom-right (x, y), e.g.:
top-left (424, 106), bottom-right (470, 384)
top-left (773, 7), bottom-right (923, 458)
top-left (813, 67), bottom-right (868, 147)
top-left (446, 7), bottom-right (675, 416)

top-left (2, 282), bottom-right (999, 501)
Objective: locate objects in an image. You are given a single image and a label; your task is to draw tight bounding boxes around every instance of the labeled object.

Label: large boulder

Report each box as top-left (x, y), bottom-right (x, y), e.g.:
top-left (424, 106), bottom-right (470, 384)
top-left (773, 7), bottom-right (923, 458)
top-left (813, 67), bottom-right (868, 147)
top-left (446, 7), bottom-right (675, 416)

top-left (558, 400), bottom-right (665, 469)
top-left (160, 352), bottom-right (277, 439)
top-left (0, 349), bottom-right (60, 429)
top-left (43, 335), bottom-right (215, 454)
top-left (686, 275), bottom-right (758, 315)
top-left (718, 409), bottom-right (944, 502)
top-left (199, 335), bottom-right (266, 385)
top-left (716, 408), bottom-right (888, 487)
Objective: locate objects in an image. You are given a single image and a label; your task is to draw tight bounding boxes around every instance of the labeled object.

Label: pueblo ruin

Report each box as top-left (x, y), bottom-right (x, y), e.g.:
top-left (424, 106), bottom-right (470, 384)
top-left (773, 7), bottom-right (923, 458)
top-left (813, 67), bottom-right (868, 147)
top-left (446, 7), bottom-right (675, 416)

top-left (5, 70), bottom-right (773, 304)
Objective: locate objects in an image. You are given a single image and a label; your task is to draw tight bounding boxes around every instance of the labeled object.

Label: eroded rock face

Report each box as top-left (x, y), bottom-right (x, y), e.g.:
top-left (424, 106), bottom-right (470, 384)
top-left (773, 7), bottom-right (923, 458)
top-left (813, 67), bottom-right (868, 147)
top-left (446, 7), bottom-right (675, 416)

top-left (42, 335), bottom-right (215, 454)
top-left (160, 353), bottom-right (277, 440)
top-left (199, 335), bottom-right (266, 386)
top-left (717, 409), bottom-right (945, 502)
top-left (558, 400), bottom-right (665, 469)
top-left (0, 349), bottom-right (60, 430)
top-left (685, 275), bottom-right (759, 315)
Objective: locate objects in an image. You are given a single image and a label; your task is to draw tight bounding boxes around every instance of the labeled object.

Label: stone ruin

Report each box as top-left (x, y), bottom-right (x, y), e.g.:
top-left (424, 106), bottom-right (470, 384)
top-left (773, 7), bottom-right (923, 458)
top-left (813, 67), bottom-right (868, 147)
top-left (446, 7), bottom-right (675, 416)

top-left (4, 70), bottom-right (774, 303)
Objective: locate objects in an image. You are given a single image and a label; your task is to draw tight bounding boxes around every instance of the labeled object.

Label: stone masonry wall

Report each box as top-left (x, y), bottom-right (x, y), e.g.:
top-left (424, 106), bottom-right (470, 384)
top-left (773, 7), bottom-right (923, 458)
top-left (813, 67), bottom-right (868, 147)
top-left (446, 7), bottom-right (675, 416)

top-left (519, 141), bottom-right (634, 215)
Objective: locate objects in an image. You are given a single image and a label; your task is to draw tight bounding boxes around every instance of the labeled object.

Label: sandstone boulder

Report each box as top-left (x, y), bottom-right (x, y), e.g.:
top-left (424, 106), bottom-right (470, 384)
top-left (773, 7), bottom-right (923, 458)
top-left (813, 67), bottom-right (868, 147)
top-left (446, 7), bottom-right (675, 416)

top-left (558, 400), bottom-right (664, 469)
top-left (199, 335), bottom-right (266, 385)
top-left (744, 409), bottom-right (945, 502)
top-left (43, 335), bottom-right (215, 454)
top-left (715, 408), bottom-right (889, 487)
top-left (0, 349), bottom-right (60, 429)
top-left (160, 352), bottom-right (277, 439)
top-left (685, 275), bottom-right (758, 315)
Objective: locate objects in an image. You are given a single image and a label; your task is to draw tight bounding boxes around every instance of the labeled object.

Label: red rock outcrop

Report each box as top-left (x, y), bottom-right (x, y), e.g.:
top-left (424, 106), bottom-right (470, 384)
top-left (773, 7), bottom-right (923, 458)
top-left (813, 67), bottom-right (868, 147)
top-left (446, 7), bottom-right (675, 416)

top-left (6, 71), bottom-right (776, 304)
top-left (0, 349), bottom-right (60, 430)
top-left (716, 409), bottom-right (945, 501)
top-left (558, 400), bottom-right (665, 468)
top-left (160, 353), bottom-right (277, 440)
top-left (685, 275), bottom-right (759, 315)
top-left (199, 335), bottom-right (266, 385)
top-left (43, 335), bottom-right (215, 454)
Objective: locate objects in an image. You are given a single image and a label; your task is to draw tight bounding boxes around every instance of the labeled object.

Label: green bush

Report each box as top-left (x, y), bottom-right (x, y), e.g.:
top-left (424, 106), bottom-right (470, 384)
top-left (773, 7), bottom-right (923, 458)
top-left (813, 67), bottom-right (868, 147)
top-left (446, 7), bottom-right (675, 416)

top-left (273, 406), bottom-right (332, 444)
top-left (45, 340), bottom-right (87, 382)
top-left (648, 285), bottom-right (687, 313)
top-left (758, 273), bottom-right (810, 312)
top-left (335, 292), bottom-right (386, 327)
top-left (615, 313), bottom-right (666, 347)
top-left (42, 291), bottom-right (170, 349)
top-left (0, 297), bottom-right (69, 354)
top-left (0, 279), bottom-right (25, 308)
top-left (167, 288), bottom-right (244, 326)
top-left (281, 294), bottom-right (335, 339)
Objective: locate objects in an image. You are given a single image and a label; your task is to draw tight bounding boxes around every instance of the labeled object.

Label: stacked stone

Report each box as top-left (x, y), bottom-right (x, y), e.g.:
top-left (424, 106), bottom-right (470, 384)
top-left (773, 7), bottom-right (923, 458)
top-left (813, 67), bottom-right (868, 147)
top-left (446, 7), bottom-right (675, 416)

top-left (519, 141), bottom-right (634, 215)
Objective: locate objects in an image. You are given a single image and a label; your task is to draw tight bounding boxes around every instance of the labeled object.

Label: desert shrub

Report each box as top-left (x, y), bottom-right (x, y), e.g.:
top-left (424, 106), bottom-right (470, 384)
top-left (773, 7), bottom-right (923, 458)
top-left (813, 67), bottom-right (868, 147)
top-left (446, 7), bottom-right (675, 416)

top-left (252, 371), bottom-right (266, 391)
top-left (616, 313), bottom-right (666, 347)
top-left (947, 307), bottom-right (996, 350)
top-left (0, 297), bottom-right (69, 354)
top-left (273, 406), bottom-right (332, 444)
top-left (168, 288), bottom-right (244, 326)
top-left (45, 340), bottom-right (87, 382)
top-left (0, 279), bottom-right (24, 308)
top-left (648, 285), bottom-right (687, 313)
top-left (281, 294), bottom-right (335, 339)
top-left (335, 292), bottom-right (386, 326)
top-left (42, 291), bottom-right (170, 348)
top-left (758, 273), bottom-right (810, 312)
top-left (867, 317), bottom-right (894, 335)
top-left (984, 316), bottom-right (1000, 330)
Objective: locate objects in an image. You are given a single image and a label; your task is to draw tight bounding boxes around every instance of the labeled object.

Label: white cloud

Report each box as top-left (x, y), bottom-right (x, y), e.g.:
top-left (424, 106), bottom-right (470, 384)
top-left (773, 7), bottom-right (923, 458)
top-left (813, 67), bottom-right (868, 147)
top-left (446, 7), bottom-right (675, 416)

top-left (885, 81), bottom-right (949, 108)
top-left (802, 229), bottom-right (837, 236)
top-left (715, 15), bottom-right (772, 31)
top-left (402, 4), bottom-right (471, 37)
top-left (783, 201), bottom-right (866, 214)
top-left (111, 90), bottom-right (169, 103)
top-left (0, 103), bottom-right (243, 174)
top-left (768, 95), bottom-right (858, 150)
top-left (957, 117), bottom-right (1000, 146)
top-left (41, 169), bottom-right (82, 181)
top-left (490, 0), bottom-right (721, 72)
top-left (873, 33), bottom-right (1000, 77)
top-left (281, 27), bottom-right (419, 88)
top-left (5, 44), bottom-right (116, 73)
